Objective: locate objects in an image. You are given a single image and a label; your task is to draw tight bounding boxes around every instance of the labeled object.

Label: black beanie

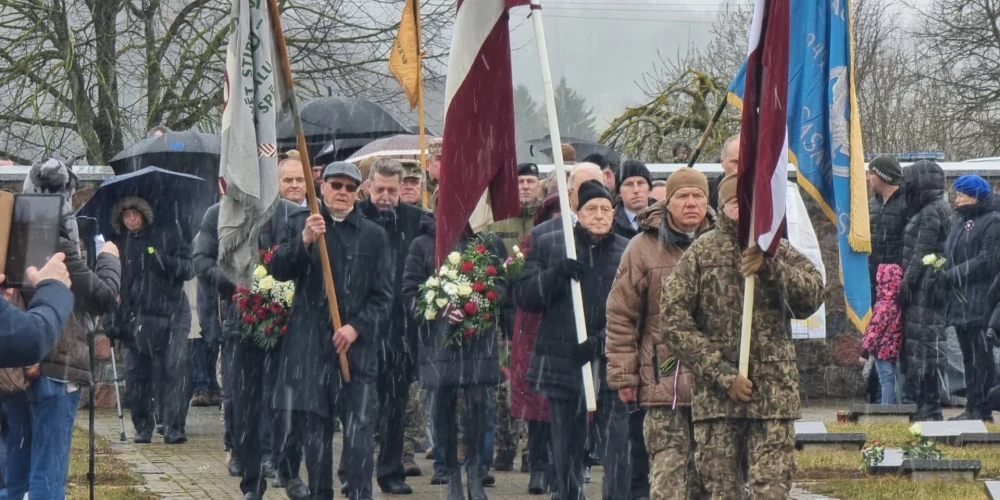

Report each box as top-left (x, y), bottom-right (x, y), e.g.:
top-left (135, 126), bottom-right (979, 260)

top-left (577, 180), bottom-right (613, 211)
top-left (618, 159), bottom-right (651, 188)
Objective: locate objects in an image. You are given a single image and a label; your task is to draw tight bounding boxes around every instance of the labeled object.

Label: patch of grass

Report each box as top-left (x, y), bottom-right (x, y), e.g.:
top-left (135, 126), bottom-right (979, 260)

top-left (808, 477), bottom-right (987, 500)
top-left (63, 427), bottom-right (157, 499)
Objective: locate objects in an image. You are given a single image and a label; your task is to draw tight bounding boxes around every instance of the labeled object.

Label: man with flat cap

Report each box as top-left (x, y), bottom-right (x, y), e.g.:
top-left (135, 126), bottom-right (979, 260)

top-left (269, 161), bottom-right (394, 500)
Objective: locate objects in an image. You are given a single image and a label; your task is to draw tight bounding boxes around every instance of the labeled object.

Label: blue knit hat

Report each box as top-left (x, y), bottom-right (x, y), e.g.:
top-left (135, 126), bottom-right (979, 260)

top-left (953, 175), bottom-right (992, 201)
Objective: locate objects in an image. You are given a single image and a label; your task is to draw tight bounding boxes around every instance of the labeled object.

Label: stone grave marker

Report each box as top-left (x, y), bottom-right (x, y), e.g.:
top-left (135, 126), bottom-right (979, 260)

top-left (867, 448), bottom-right (905, 475)
top-left (918, 420), bottom-right (988, 445)
top-left (846, 404), bottom-right (916, 424)
top-left (985, 481), bottom-right (1000, 500)
top-left (902, 459), bottom-right (981, 482)
top-left (958, 433), bottom-right (1000, 447)
top-left (794, 422), bottom-right (827, 434)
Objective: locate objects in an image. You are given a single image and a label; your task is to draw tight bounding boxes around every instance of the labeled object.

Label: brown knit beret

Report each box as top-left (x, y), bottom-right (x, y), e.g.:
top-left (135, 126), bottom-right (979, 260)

top-left (561, 144), bottom-right (576, 163)
top-left (718, 173), bottom-right (737, 206)
top-left (665, 168), bottom-right (708, 201)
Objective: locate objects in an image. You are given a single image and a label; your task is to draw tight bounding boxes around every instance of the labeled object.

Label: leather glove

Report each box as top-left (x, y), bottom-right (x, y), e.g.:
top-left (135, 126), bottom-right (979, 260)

top-left (727, 374), bottom-right (753, 403)
top-left (554, 258), bottom-right (586, 281)
top-left (575, 336), bottom-right (605, 364)
top-left (741, 247), bottom-right (765, 277)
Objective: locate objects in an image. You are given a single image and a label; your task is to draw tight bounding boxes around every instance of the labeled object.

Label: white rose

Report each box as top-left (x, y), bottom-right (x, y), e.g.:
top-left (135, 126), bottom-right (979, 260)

top-left (435, 298), bottom-right (449, 308)
top-left (426, 277), bottom-right (440, 288)
top-left (425, 290), bottom-right (436, 302)
top-left (909, 423), bottom-right (922, 437)
top-left (253, 265), bottom-right (268, 279)
top-left (445, 268), bottom-right (459, 280)
top-left (922, 254), bottom-right (936, 266)
top-left (283, 290), bottom-right (294, 304)
top-left (457, 284), bottom-right (473, 297)
top-left (259, 276), bottom-right (275, 290)
top-left (424, 309), bottom-right (437, 321)
top-left (512, 245), bottom-right (520, 254)
top-left (438, 266), bottom-right (451, 277)
top-left (516, 252), bottom-right (524, 259)
top-left (448, 252), bottom-right (461, 265)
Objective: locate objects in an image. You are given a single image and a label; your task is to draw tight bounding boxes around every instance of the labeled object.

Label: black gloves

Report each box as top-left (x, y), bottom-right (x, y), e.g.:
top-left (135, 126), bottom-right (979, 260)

top-left (575, 335), bottom-right (606, 365)
top-left (554, 258), bottom-right (585, 281)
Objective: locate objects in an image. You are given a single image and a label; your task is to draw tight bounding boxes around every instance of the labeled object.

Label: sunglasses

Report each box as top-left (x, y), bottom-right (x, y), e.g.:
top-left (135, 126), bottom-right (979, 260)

top-left (327, 180), bottom-right (358, 193)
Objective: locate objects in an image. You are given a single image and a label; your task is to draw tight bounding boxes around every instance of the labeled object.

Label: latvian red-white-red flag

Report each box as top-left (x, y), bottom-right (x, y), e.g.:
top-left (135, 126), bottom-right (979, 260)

top-left (435, 0), bottom-right (527, 266)
top-left (737, 0), bottom-right (789, 255)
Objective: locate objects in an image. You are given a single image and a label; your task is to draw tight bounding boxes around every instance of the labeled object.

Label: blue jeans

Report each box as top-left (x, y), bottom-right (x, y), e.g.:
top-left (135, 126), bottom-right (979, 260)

top-left (1, 377), bottom-right (82, 499)
top-left (875, 359), bottom-right (897, 405)
top-left (428, 388), bottom-right (495, 474)
top-left (191, 338), bottom-right (221, 393)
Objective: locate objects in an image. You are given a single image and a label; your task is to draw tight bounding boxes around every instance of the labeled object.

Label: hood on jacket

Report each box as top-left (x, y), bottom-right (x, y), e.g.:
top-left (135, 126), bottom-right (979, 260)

top-left (23, 156), bottom-right (81, 244)
top-left (875, 263), bottom-right (903, 302)
top-left (111, 196), bottom-right (155, 234)
top-left (533, 190), bottom-right (562, 226)
top-left (904, 160), bottom-right (946, 219)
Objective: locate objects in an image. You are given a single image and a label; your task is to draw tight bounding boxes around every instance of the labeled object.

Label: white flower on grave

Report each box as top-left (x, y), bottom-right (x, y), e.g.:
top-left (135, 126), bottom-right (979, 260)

top-left (909, 423), bottom-right (923, 437)
top-left (448, 252), bottom-right (461, 265)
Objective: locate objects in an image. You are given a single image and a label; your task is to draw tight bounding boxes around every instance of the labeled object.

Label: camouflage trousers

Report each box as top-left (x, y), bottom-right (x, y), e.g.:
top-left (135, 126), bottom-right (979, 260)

top-left (644, 407), bottom-right (702, 500)
top-left (494, 378), bottom-right (523, 464)
top-left (403, 384), bottom-right (427, 462)
top-left (693, 418), bottom-right (795, 500)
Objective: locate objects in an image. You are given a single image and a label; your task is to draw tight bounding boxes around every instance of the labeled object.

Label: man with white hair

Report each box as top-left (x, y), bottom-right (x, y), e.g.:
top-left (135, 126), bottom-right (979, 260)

top-left (708, 134), bottom-right (740, 211)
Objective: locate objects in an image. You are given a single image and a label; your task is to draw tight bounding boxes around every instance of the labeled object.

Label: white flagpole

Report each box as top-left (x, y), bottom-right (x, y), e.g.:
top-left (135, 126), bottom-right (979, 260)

top-left (528, 0), bottom-right (597, 411)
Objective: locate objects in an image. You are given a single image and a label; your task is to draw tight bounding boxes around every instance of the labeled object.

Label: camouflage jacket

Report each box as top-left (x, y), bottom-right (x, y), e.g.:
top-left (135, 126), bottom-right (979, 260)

top-left (658, 214), bottom-right (823, 421)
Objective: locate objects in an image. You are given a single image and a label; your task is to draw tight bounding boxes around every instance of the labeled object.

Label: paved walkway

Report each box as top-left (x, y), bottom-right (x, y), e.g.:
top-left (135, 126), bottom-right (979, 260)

top-left (80, 406), bottom-right (850, 499)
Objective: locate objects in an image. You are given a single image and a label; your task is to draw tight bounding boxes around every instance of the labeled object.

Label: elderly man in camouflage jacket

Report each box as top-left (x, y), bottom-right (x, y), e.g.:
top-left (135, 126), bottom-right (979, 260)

top-left (658, 174), bottom-right (823, 500)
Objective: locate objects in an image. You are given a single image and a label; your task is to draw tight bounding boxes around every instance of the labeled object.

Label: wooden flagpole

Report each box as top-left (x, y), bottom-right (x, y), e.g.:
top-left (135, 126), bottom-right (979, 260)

top-left (415, 0), bottom-right (429, 209)
top-left (529, 0), bottom-right (597, 411)
top-left (267, 0), bottom-right (351, 383)
top-left (687, 99), bottom-right (729, 168)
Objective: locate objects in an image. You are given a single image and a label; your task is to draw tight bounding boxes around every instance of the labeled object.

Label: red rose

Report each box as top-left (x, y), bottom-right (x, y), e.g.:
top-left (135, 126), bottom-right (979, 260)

top-left (463, 301), bottom-right (478, 315)
top-left (461, 261), bottom-right (474, 274)
top-left (263, 253), bottom-right (273, 264)
top-left (264, 326), bottom-right (273, 336)
top-left (485, 265), bottom-right (498, 277)
top-left (280, 326), bottom-right (288, 335)
top-left (253, 294), bottom-right (264, 305)
top-left (242, 314), bottom-right (254, 325)
top-left (232, 294), bottom-right (239, 302)
top-left (273, 316), bottom-right (283, 326)
top-left (238, 298), bottom-right (250, 310)
top-left (282, 310), bottom-right (291, 319)
top-left (501, 367), bottom-right (509, 380)
top-left (270, 301), bottom-right (283, 313)
top-left (485, 291), bottom-right (498, 302)
top-left (475, 244), bottom-right (487, 254)
top-left (235, 285), bottom-right (248, 294)
top-left (256, 309), bottom-right (268, 319)
top-left (463, 328), bottom-right (476, 338)
top-left (473, 281), bottom-right (485, 292)
top-left (482, 313), bottom-right (491, 321)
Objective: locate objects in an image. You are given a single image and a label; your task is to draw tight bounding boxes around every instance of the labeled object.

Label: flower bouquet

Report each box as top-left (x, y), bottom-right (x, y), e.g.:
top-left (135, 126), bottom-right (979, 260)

top-left (901, 423), bottom-right (945, 460)
top-left (922, 254), bottom-right (967, 303)
top-left (417, 235), bottom-right (503, 346)
top-left (503, 245), bottom-right (526, 281)
top-left (859, 440), bottom-right (885, 470)
top-left (233, 246), bottom-right (295, 350)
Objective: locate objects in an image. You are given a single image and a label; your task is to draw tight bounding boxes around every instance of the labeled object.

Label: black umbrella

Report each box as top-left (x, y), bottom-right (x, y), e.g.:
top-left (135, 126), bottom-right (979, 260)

top-left (528, 135), bottom-right (622, 165)
top-left (277, 97), bottom-right (411, 163)
top-left (76, 166), bottom-right (217, 241)
top-left (109, 130), bottom-right (220, 181)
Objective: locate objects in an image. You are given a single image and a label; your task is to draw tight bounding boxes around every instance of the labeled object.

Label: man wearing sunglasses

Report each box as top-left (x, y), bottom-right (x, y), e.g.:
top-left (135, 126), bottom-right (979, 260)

top-left (269, 161), bottom-right (393, 500)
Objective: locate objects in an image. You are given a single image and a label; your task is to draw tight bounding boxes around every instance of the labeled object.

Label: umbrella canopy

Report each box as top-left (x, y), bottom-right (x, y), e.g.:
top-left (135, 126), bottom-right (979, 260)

top-left (345, 134), bottom-right (440, 164)
top-left (277, 97), bottom-right (411, 163)
top-left (109, 130), bottom-right (221, 181)
top-left (528, 135), bottom-right (622, 165)
top-left (76, 166), bottom-right (217, 241)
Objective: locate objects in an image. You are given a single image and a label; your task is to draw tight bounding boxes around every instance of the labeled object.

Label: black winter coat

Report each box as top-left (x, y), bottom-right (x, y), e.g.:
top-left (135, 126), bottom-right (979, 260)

top-left (944, 200), bottom-right (1000, 327)
top-left (516, 223), bottom-right (628, 400)
top-left (192, 200), bottom-right (299, 341)
top-left (401, 216), bottom-right (507, 389)
top-left (269, 204), bottom-right (393, 417)
top-left (900, 161), bottom-right (952, 344)
top-left (357, 199), bottom-right (425, 377)
top-left (108, 225), bottom-right (193, 347)
top-left (869, 190), bottom-right (906, 301)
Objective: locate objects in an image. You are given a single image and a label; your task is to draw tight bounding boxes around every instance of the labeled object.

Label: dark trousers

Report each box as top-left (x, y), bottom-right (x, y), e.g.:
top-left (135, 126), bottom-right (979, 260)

top-left (431, 385), bottom-right (490, 475)
top-left (336, 380), bottom-right (377, 499)
top-left (956, 324), bottom-right (996, 416)
top-left (221, 338), bottom-right (235, 452)
top-left (276, 410), bottom-right (336, 500)
top-left (375, 349), bottom-right (411, 484)
top-left (125, 334), bottom-right (191, 435)
top-left (550, 392), bottom-right (631, 500)
top-left (902, 337), bottom-right (943, 419)
top-left (629, 409), bottom-right (650, 499)
top-left (191, 337), bottom-right (222, 393)
top-left (228, 338), bottom-right (278, 495)
top-left (527, 420), bottom-right (552, 471)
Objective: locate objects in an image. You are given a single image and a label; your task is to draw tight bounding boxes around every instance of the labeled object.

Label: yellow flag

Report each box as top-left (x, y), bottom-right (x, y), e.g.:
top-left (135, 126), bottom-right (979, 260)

top-left (389, 0), bottom-right (420, 110)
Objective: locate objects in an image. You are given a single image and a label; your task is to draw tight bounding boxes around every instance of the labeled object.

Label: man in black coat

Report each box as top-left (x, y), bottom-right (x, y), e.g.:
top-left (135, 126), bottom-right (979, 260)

top-left (611, 160), bottom-right (652, 240)
top-left (868, 154), bottom-right (906, 304)
top-left (352, 158), bottom-right (424, 494)
top-left (106, 196), bottom-right (194, 445)
top-left (515, 181), bottom-right (631, 500)
top-left (270, 162), bottom-right (393, 500)
top-left (193, 198), bottom-right (299, 498)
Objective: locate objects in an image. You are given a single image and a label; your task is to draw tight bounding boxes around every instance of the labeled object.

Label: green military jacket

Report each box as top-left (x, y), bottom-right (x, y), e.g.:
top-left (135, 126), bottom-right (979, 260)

top-left (658, 214), bottom-right (823, 422)
top-left (488, 200), bottom-right (540, 256)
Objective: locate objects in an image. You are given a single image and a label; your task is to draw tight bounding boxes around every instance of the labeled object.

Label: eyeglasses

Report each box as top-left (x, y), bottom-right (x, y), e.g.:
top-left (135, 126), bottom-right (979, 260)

top-left (580, 205), bottom-right (614, 216)
top-left (327, 180), bottom-right (358, 193)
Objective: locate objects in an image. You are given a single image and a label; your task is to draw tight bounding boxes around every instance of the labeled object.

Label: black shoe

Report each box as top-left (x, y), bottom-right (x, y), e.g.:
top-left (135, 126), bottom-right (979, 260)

top-left (950, 411), bottom-right (977, 421)
top-left (431, 471), bottom-right (450, 485)
top-left (447, 472), bottom-right (465, 500)
top-left (261, 461), bottom-right (277, 479)
top-left (494, 454), bottom-right (515, 472)
top-left (284, 477), bottom-right (310, 500)
top-left (404, 460), bottom-right (422, 477)
top-left (467, 470), bottom-right (488, 500)
top-left (341, 482), bottom-right (348, 495)
top-left (133, 430), bottom-right (153, 444)
top-left (481, 473), bottom-right (495, 486)
top-left (228, 456), bottom-right (245, 477)
top-left (520, 460), bottom-right (530, 473)
top-left (156, 424), bottom-right (164, 436)
top-left (243, 494), bottom-right (262, 500)
top-left (528, 470), bottom-right (549, 495)
top-left (163, 429), bottom-right (187, 444)
top-left (379, 478), bottom-right (414, 495)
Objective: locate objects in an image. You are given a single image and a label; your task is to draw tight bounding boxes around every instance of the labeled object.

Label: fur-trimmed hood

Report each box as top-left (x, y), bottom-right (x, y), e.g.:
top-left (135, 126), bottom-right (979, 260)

top-left (111, 196), bottom-right (154, 234)
top-left (22, 155), bottom-right (80, 243)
